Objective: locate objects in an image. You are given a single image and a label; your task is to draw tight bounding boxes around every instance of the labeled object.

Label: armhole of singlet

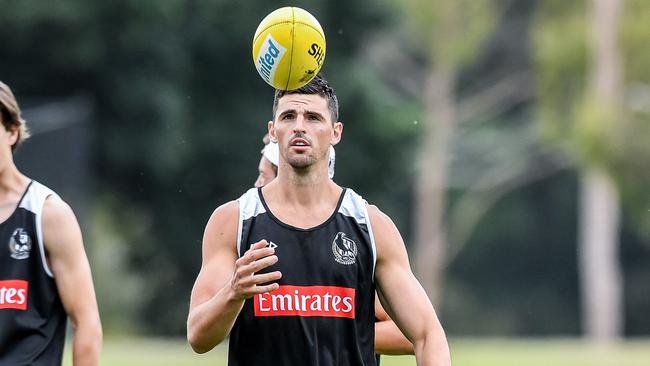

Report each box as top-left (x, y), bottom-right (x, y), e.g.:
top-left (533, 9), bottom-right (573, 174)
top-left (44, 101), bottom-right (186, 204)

top-left (364, 202), bottom-right (378, 281)
top-left (236, 199), bottom-right (243, 258)
top-left (36, 190), bottom-right (56, 278)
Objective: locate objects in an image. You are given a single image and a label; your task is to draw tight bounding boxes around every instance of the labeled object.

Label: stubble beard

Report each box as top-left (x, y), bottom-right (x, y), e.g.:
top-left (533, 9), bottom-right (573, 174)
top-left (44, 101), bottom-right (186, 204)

top-left (287, 154), bottom-right (316, 172)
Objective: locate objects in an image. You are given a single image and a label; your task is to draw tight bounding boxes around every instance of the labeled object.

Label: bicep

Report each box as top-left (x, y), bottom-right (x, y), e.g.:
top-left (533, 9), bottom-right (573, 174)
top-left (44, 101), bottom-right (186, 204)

top-left (189, 202), bottom-right (239, 310)
top-left (42, 196), bottom-right (97, 321)
top-left (370, 206), bottom-right (435, 341)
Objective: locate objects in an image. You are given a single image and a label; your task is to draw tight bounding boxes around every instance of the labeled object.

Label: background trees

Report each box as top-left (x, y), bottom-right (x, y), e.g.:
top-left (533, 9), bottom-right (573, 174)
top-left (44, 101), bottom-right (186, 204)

top-left (2, 0), bottom-right (649, 338)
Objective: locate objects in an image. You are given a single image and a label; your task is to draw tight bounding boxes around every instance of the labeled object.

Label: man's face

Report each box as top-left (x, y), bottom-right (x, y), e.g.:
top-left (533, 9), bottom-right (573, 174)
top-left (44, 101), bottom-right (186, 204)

top-left (269, 94), bottom-right (342, 174)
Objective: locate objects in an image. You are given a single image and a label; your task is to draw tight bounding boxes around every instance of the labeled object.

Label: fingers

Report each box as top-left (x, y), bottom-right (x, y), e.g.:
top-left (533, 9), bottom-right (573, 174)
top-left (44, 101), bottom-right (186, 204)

top-left (251, 253), bottom-right (279, 272)
top-left (230, 239), bottom-right (282, 300)
top-left (254, 271), bottom-right (282, 284)
top-left (232, 269), bottom-right (282, 299)
top-left (251, 240), bottom-right (269, 250)
top-left (236, 246), bottom-right (278, 277)
top-left (255, 283), bottom-right (280, 294)
top-left (237, 240), bottom-right (274, 266)
top-left (239, 271), bottom-right (282, 288)
top-left (236, 271), bottom-right (282, 297)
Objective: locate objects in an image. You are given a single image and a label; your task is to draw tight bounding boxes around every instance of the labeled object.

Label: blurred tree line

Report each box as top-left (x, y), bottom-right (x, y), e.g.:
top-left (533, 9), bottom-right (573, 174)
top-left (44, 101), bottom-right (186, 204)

top-left (1, 0), bottom-right (648, 338)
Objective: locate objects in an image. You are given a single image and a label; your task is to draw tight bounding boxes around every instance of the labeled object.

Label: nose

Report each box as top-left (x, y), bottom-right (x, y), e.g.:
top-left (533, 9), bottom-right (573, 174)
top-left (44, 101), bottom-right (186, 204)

top-left (254, 174), bottom-right (266, 188)
top-left (293, 115), bottom-right (307, 134)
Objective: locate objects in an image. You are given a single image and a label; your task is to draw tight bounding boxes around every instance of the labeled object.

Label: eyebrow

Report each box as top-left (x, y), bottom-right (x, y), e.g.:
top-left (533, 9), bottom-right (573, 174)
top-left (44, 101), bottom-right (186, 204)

top-left (304, 110), bottom-right (325, 119)
top-left (278, 109), bottom-right (325, 119)
top-left (278, 109), bottom-right (296, 119)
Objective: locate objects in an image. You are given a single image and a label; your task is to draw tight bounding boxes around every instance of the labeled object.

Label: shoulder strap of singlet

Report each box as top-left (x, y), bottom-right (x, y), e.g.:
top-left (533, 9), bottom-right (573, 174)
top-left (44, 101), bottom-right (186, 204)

top-left (19, 180), bottom-right (58, 278)
top-left (236, 188), bottom-right (267, 257)
top-left (16, 180), bottom-right (34, 207)
top-left (338, 188), bottom-right (378, 278)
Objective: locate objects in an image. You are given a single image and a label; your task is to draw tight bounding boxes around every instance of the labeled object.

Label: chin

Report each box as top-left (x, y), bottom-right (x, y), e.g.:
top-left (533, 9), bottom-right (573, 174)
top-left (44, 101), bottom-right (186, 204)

top-left (287, 156), bottom-right (315, 170)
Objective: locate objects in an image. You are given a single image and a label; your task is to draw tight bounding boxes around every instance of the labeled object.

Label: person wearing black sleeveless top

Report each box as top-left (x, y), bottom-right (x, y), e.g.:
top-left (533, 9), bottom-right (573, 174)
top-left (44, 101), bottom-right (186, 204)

top-left (255, 138), bottom-right (414, 363)
top-left (188, 75), bottom-right (451, 365)
top-left (0, 81), bottom-right (102, 365)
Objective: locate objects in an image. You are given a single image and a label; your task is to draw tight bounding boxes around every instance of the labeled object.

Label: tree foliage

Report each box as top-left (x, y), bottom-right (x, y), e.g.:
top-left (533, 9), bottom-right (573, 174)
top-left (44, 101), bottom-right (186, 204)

top-left (1, 0), bottom-right (413, 334)
top-left (1, 0), bottom-right (649, 337)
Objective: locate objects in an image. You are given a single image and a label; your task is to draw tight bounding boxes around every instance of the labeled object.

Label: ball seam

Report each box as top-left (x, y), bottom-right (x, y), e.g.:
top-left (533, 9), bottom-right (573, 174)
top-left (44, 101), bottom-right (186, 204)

top-left (252, 20), bottom-right (294, 44)
top-left (285, 7), bottom-right (296, 90)
top-left (252, 22), bottom-right (325, 45)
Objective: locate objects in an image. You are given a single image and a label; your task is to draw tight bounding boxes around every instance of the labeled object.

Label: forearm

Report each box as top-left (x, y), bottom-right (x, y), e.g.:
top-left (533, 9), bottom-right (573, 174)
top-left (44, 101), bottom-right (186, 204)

top-left (413, 323), bottom-right (451, 366)
top-left (72, 318), bottom-right (102, 366)
top-left (188, 285), bottom-right (245, 353)
top-left (375, 320), bottom-right (413, 355)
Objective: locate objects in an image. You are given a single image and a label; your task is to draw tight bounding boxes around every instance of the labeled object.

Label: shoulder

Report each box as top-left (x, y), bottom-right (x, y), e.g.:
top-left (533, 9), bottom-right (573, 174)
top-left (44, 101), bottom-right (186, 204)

top-left (366, 204), bottom-right (394, 229)
top-left (206, 188), bottom-right (259, 224)
top-left (336, 188), bottom-right (395, 233)
top-left (206, 200), bottom-right (239, 228)
top-left (42, 194), bottom-right (78, 228)
top-left (366, 204), bottom-right (405, 256)
top-left (40, 193), bottom-right (84, 259)
top-left (204, 186), bottom-right (264, 233)
top-left (203, 200), bottom-right (240, 244)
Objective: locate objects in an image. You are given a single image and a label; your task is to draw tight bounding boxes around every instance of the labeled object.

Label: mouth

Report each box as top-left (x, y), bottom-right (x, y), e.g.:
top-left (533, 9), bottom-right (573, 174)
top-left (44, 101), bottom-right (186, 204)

top-left (289, 137), bottom-right (311, 148)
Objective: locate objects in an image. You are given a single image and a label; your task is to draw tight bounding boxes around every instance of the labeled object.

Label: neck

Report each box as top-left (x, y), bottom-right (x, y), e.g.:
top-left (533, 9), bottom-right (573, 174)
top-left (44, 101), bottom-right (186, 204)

top-left (0, 161), bottom-right (27, 193)
top-left (261, 173), bottom-right (342, 229)
top-left (273, 162), bottom-right (334, 205)
top-left (0, 163), bottom-right (29, 209)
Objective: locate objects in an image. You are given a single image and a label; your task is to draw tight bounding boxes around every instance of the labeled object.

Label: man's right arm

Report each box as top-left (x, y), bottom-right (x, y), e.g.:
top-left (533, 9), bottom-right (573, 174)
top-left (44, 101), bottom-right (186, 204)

top-left (187, 201), bottom-right (281, 353)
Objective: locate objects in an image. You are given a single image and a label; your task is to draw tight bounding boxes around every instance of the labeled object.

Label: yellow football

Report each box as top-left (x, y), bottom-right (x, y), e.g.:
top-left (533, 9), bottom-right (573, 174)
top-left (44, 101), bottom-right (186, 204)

top-left (252, 7), bottom-right (326, 90)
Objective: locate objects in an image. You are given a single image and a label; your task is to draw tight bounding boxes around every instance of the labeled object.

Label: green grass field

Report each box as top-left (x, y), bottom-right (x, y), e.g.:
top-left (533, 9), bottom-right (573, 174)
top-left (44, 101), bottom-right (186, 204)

top-left (63, 337), bottom-right (650, 366)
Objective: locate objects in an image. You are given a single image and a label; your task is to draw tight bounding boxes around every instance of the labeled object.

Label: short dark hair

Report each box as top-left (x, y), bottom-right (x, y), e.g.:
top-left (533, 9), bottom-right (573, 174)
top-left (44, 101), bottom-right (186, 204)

top-left (272, 74), bottom-right (339, 123)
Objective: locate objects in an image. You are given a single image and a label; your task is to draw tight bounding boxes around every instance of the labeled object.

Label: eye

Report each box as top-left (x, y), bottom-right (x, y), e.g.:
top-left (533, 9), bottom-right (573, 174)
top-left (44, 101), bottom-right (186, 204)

top-left (307, 114), bottom-right (321, 121)
top-left (281, 113), bottom-right (294, 121)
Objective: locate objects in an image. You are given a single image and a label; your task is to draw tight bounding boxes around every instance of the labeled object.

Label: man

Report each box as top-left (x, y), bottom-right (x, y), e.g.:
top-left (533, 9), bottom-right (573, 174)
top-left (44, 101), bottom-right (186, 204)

top-left (188, 75), bottom-right (451, 365)
top-left (0, 81), bottom-right (102, 365)
top-left (255, 137), bottom-right (414, 358)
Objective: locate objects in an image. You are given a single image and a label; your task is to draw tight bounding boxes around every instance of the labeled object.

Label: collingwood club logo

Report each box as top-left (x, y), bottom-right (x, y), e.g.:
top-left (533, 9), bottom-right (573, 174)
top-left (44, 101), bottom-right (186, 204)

top-left (9, 228), bottom-right (32, 260)
top-left (332, 232), bottom-right (357, 265)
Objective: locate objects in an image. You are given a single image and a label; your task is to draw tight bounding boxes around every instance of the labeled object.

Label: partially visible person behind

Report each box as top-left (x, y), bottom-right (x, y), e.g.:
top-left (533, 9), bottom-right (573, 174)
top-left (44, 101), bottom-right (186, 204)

top-left (254, 134), bottom-right (278, 189)
top-left (0, 81), bottom-right (102, 365)
top-left (255, 135), bottom-right (414, 361)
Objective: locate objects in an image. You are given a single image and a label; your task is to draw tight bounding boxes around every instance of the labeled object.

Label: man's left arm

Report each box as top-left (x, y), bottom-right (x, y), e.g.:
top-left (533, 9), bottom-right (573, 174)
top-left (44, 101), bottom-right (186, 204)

top-left (375, 295), bottom-right (414, 355)
top-left (43, 196), bottom-right (102, 366)
top-left (368, 205), bottom-right (451, 366)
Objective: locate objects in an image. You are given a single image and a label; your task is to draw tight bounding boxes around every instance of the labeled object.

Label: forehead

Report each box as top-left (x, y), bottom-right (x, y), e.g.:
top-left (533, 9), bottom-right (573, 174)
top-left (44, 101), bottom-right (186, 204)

top-left (276, 94), bottom-right (329, 115)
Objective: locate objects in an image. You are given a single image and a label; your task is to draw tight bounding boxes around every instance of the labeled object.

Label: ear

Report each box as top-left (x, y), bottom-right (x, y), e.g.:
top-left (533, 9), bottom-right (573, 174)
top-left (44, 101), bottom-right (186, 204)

top-left (268, 120), bottom-right (277, 143)
top-left (331, 121), bottom-right (343, 146)
top-left (6, 126), bottom-right (19, 147)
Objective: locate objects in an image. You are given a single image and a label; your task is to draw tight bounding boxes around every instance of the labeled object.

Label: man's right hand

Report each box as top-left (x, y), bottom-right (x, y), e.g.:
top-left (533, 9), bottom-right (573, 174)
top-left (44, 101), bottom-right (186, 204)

top-left (189, 203), bottom-right (284, 352)
top-left (229, 240), bottom-right (282, 301)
